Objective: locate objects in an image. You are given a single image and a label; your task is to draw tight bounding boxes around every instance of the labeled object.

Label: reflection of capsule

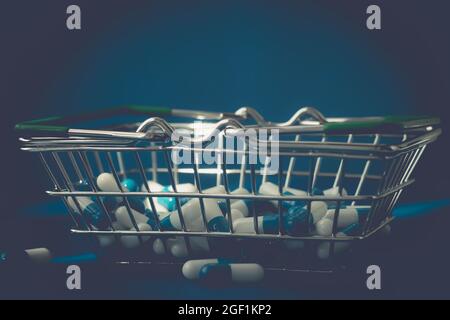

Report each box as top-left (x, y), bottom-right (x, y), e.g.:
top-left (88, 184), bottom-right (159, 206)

top-left (317, 223), bottom-right (359, 259)
top-left (169, 237), bottom-right (210, 258)
top-left (198, 263), bottom-right (264, 284)
top-left (120, 223), bottom-right (152, 249)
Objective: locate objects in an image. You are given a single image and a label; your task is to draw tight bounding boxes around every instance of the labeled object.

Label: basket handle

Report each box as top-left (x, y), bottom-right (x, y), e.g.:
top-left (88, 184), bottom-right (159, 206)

top-left (322, 115), bottom-right (440, 134)
top-left (14, 105), bottom-right (172, 135)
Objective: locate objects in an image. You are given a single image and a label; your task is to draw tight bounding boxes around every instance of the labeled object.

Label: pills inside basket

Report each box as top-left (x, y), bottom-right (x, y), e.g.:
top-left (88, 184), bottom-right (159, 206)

top-left (64, 170), bottom-right (376, 283)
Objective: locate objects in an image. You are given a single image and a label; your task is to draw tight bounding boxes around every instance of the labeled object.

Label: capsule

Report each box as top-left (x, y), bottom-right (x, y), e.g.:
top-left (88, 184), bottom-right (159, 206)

top-left (115, 206), bottom-right (157, 230)
top-left (182, 258), bottom-right (230, 280)
top-left (96, 174), bottom-right (146, 213)
top-left (120, 223), bottom-right (152, 249)
top-left (233, 206), bottom-right (310, 236)
top-left (67, 196), bottom-right (108, 229)
top-left (198, 263), bottom-right (264, 283)
top-left (0, 248), bottom-right (52, 265)
top-left (317, 223), bottom-right (359, 259)
top-left (158, 183), bottom-right (198, 211)
top-left (140, 181), bottom-right (169, 214)
top-left (160, 198), bottom-right (229, 232)
top-left (315, 208), bottom-right (362, 236)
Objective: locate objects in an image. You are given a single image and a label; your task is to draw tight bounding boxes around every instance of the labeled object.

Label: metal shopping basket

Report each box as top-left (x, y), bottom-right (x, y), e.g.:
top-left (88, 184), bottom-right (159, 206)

top-left (15, 105), bottom-right (441, 271)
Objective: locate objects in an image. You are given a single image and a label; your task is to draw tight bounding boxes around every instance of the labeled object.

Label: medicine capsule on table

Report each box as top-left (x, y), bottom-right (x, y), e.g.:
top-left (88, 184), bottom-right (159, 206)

top-left (317, 223), bottom-right (359, 259)
top-left (120, 223), bottom-right (152, 249)
top-left (182, 258), bottom-right (230, 280)
top-left (0, 248), bottom-right (52, 265)
top-left (198, 263), bottom-right (264, 284)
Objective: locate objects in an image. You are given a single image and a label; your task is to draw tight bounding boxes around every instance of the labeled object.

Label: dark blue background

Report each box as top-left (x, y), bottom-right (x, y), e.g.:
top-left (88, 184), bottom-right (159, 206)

top-left (1, 0), bottom-right (450, 299)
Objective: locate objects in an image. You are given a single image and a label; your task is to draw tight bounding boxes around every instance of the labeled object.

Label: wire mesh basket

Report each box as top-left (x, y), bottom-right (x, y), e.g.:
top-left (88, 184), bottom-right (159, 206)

top-left (16, 106), bottom-right (441, 271)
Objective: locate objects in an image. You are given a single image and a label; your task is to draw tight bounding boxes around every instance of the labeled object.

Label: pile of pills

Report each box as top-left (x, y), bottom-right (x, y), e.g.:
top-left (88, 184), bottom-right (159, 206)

top-left (68, 174), bottom-right (367, 283)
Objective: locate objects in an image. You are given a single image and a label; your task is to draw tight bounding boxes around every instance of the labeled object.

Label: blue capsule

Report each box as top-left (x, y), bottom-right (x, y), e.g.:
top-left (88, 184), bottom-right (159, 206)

top-left (157, 185), bottom-right (193, 211)
top-left (121, 178), bottom-right (138, 192)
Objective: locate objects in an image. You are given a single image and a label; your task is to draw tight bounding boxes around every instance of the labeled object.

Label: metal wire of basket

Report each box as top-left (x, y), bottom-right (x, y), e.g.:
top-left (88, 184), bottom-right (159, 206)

top-left (16, 106), bottom-right (441, 271)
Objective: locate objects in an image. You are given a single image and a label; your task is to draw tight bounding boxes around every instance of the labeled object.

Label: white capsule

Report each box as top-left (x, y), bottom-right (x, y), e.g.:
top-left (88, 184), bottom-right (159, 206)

top-left (24, 248), bottom-right (52, 264)
top-left (227, 209), bottom-right (245, 222)
top-left (115, 206), bottom-right (150, 229)
top-left (258, 182), bottom-right (282, 207)
top-left (161, 198), bottom-right (225, 232)
top-left (141, 181), bottom-right (169, 214)
top-left (182, 258), bottom-right (224, 280)
top-left (310, 201), bottom-right (328, 224)
top-left (283, 186), bottom-right (308, 197)
top-left (203, 185), bottom-right (226, 194)
top-left (230, 200), bottom-right (249, 217)
top-left (233, 217), bottom-right (263, 234)
top-left (120, 223), bottom-right (152, 249)
top-left (323, 208), bottom-right (359, 229)
top-left (323, 186), bottom-right (348, 196)
top-left (315, 218), bottom-right (333, 236)
top-left (96, 172), bottom-right (123, 202)
top-left (230, 187), bottom-right (250, 204)
top-left (199, 263), bottom-right (265, 283)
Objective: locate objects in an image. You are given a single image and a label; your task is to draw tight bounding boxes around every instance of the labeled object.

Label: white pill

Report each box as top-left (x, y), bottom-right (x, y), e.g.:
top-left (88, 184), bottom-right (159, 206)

top-left (141, 182), bottom-right (169, 214)
top-left (310, 201), bottom-right (328, 224)
top-left (258, 182), bottom-right (282, 207)
top-left (115, 206), bottom-right (151, 229)
top-left (161, 198), bottom-right (226, 232)
top-left (203, 185), bottom-right (226, 194)
top-left (24, 248), bottom-right (52, 264)
top-left (324, 208), bottom-right (359, 229)
top-left (199, 263), bottom-right (265, 283)
top-left (96, 173), bottom-right (123, 202)
top-left (315, 218), bottom-right (334, 236)
top-left (283, 186), bottom-right (308, 197)
top-left (230, 187), bottom-right (250, 204)
top-left (230, 200), bottom-right (249, 217)
top-left (120, 223), bottom-right (152, 249)
top-left (182, 258), bottom-right (224, 280)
